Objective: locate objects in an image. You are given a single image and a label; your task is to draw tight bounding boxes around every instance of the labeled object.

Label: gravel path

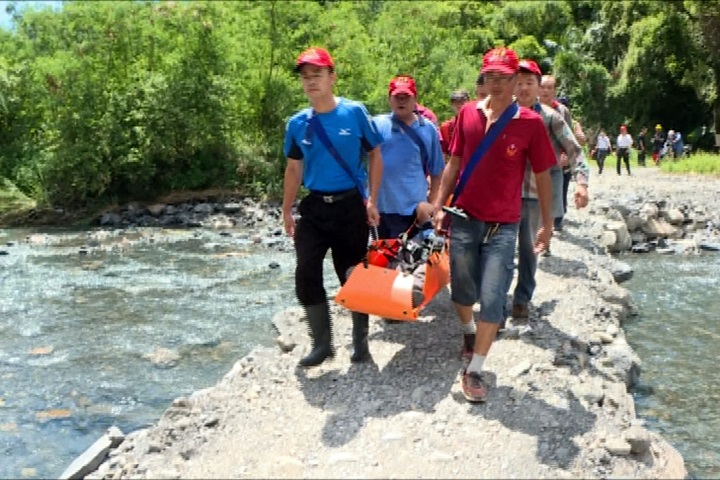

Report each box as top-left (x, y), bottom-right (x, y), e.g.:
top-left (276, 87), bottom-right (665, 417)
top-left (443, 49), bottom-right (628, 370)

top-left (83, 166), bottom-right (709, 480)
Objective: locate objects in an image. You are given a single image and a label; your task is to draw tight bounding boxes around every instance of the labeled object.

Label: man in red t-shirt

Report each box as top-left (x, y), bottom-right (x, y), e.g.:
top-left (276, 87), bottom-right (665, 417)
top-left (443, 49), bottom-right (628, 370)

top-left (415, 103), bottom-right (438, 126)
top-left (439, 89), bottom-right (470, 162)
top-left (432, 47), bottom-right (556, 404)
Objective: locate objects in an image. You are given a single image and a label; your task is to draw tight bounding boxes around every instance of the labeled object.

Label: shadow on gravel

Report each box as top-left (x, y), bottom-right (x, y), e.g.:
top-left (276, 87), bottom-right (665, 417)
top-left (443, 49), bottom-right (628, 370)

top-left (555, 229), bottom-right (603, 256)
top-left (458, 375), bottom-right (596, 469)
top-left (515, 299), bottom-right (615, 384)
top-left (537, 255), bottom-right (589, 279)
top-left (294, 289), bottom-right (462, 449)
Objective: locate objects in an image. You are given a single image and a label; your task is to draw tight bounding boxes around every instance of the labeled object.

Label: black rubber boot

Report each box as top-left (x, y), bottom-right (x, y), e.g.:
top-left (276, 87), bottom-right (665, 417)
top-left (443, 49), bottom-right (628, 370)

top-left (299, 302), bottom-right (334, 367)
top-left (349, 312), bottom-right (371, 363)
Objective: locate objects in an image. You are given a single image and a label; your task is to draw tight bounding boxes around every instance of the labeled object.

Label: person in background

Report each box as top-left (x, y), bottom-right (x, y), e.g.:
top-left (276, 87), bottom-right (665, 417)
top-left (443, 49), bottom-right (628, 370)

top-left (636, 127), bottom-right (648, 166)
top-left (539, 75), bottom-right (577, 232)
top-left (558, 96), bottom-right (587, 145)
top-left (616, 125), bottom-right (633, 175)
top-left (509, 59), bottom-right (590, 321)
top-left (652, 124), bottom-right (665, 165)
top-left (670, 130), bottom-right (684, 158)
top-left (282, 47), bottom-right (384, 367)
top-left (432, 47), bottom-right (556, 404)
top-left (475, 72), bottom-right (488, 101)
top-left (595, 129), bottom-right (612, 174)
top-left (556, 95), bottom-right (586, 231)
top-left (439, 89), bottom-right (470, 162)
top-left (415, 103), bottom-right (438, 126)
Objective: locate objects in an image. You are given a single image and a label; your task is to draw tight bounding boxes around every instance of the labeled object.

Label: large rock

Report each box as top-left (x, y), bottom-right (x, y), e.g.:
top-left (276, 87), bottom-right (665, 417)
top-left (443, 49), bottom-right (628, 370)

top-left (625, 213), bottom-right (644, 232)
top-left (639, 202), bottom-right (659, 221)
top-left (147, 204), bottom-right (167, 217)
top-left (610, 261), bottom-right (634, 284)
top-left (60, 426), bottom-right (125, 479)
top-left (641, 218), bottom-right (677, 239)
top-left (661, 208), bottom-right (685, 225)
top-left (604, 221), bottom-right (632, 252)
top-left (99, 213), bottom-right (122, 227)
top-left (603, 339), bottom-right (642, 388)
top-left (194, 203), bottom-right (215, 215)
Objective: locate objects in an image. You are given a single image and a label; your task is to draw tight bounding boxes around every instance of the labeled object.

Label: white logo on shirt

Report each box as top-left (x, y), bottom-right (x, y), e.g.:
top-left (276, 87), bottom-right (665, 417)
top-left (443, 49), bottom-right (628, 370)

top-left (301, 139), bottom-right (312, 145)
top-left (339, 128), bottom-right (352, 136)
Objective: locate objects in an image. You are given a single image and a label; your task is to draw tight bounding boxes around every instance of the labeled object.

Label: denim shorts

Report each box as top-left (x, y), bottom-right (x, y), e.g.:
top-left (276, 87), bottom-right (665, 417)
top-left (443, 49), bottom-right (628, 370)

top-left (449, 217), bottom-right (519, 323)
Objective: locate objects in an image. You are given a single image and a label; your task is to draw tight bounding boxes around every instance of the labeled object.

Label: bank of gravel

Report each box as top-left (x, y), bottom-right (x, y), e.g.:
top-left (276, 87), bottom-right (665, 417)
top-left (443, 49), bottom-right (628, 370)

top-left (77, 167), bottom-right (710, 480)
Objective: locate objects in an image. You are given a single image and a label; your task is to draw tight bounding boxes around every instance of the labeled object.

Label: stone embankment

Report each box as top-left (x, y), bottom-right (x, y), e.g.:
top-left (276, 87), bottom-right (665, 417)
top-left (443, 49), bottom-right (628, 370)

top-left (72, 168), bottom-right (704, 480)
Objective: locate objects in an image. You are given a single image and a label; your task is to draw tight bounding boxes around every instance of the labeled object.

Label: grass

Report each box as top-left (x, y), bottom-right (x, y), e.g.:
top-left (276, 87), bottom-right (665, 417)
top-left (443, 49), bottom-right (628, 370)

top-left (584, 148), bottom-right (720, 176)
top-left (659, 152), bottom-right (720, 176)
top-left (0, 177), bottom-right (36, 223)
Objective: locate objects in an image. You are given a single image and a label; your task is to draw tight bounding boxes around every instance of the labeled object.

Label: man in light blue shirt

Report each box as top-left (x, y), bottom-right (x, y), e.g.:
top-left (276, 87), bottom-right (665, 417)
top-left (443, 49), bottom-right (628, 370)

top-left (373, 75), bottom-right (445, 239)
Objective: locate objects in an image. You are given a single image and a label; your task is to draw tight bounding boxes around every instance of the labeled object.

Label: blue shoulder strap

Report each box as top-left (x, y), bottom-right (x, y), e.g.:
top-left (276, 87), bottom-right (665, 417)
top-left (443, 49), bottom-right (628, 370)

top-left (391, 115), bottom-right (429, 175)
top-left (306, 111), bottom-right (367, 200)
top-left (451, 102), bottom-right (519, 206)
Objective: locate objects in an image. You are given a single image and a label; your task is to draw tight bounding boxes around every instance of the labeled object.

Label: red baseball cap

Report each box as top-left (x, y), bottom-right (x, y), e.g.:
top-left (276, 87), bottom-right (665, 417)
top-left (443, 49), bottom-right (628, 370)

top-left (388, 75), bottom-right (417, 96)
top-left (518, 59), bottom-right (542, 76)
top-left (295, 47), bottom-right (334, 72)
top-left (481, 47), bottom-right (519, 75)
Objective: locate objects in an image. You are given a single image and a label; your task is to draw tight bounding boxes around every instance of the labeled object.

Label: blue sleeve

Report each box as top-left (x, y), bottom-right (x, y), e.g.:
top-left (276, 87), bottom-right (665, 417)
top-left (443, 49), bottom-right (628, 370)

top-left (355, 103), bottom-right (384, 150)
top-left (372, 115), bottom-right (391, 141)
top-left (283, 118), bottom-right (301, 159)
top-left (427, 125), bottom-right (445, 176)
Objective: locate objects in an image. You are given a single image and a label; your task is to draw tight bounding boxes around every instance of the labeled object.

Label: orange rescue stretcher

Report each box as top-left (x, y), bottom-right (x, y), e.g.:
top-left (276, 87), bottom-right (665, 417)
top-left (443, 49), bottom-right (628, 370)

top-left (334, 227), bottom-right (450, 322)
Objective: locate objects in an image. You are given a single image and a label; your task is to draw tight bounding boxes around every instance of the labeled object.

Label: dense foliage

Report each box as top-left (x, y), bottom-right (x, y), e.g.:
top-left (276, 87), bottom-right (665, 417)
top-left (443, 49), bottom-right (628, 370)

top-left (1, 0), bottom-right (719, 208)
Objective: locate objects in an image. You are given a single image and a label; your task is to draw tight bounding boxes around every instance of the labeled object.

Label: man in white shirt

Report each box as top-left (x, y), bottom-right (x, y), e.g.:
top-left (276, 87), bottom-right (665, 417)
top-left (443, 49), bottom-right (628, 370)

top-left (616, 125), bottom-right (633, 175)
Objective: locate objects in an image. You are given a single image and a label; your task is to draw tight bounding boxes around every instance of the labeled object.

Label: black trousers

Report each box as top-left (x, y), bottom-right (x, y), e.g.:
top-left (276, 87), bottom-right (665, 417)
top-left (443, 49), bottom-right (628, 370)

top-left (294, 192), bottom-right (368, 306)
top-left (561, 169), bottom-right (571, 214)
top-left (617, 148), bottom-right (630, 174)
top-left (378, 213), bottom-right (415, 240)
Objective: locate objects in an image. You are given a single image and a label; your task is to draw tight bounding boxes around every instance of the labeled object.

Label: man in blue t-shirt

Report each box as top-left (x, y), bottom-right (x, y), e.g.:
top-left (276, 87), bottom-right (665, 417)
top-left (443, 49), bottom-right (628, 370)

top-left (282, 47), bottom-right (384, 367)
top-left (373, 75), bottom-right (445, 240)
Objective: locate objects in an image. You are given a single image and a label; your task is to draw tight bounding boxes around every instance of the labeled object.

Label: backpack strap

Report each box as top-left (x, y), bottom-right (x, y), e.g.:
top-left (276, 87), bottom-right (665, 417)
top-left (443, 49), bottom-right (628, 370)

top-left (391, 114), bottom-right (429, 175)
top-left (451, 101), bottom-right (519, 206)
top-left (306, 110), bottom-right (367, 200)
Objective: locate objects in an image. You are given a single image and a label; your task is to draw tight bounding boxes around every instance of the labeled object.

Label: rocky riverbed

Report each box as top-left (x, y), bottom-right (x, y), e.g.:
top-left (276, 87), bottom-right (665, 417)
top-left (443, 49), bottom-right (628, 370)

top-left (68, 166), bottom-right (720, 479)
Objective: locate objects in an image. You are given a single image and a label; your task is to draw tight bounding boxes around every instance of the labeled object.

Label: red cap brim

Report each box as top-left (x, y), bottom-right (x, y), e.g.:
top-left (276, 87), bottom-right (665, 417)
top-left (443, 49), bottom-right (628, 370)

top-left (390, 86), bottom-right (416, 96)
top-left (481, 64), bottom-right (517, 75)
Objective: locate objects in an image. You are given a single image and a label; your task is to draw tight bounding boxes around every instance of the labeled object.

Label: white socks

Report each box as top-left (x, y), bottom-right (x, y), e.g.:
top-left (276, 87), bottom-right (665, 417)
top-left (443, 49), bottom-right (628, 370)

top-left (461, 321), bottom-right (477, 335)
top-left (467, 354), bottom-right (486, 374)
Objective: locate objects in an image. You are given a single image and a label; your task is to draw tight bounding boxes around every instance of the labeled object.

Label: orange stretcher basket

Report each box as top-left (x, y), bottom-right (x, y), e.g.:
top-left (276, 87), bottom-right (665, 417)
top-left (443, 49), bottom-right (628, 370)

top-left (334, 237), bottom-right (450, 322)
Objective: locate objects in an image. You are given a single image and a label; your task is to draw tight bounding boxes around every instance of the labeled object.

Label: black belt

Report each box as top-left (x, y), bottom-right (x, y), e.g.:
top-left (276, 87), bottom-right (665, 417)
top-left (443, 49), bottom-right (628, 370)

top-left (309, 188), bottom-right (359, 204)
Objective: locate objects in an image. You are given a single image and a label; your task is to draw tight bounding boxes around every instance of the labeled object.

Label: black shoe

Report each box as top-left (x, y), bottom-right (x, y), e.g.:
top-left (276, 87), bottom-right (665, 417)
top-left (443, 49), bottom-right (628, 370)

top-left (299, 303), bottom-right (335, 367)
top-left (299, 344), bottom-right (335, 367)
top-left (350, 312), bottom-right (371, 363)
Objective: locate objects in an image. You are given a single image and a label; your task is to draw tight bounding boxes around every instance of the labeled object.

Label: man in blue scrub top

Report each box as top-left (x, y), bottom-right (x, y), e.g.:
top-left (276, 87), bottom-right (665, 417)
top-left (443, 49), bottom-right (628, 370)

top-left (282, 47), bottom-right (384, 367)
top-left (373, 75), bottom-right (444, 239)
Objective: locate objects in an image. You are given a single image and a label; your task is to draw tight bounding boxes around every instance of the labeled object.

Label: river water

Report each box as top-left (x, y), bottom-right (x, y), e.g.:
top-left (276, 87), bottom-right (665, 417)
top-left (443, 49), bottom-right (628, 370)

top-left (623, 251), bottom-right (720, 480)
top-left (1, 227), bottom-right (718, 478)
top-left (0, 227), bottom-right (317, 479)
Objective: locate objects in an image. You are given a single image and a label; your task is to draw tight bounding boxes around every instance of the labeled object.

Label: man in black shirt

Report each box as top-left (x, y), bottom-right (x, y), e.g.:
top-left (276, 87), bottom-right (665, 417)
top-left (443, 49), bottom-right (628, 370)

top-left (636, 127), bottom-right (647, 166)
